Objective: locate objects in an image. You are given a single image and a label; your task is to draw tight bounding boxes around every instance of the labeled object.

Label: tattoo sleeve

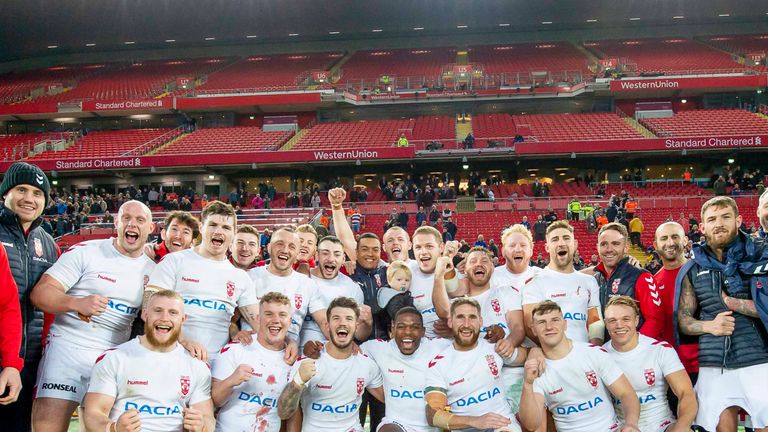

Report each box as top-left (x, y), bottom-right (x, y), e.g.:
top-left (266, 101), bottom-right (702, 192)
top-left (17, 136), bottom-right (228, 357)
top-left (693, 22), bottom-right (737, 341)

top-left (723, 295), bottom-right (760, 318)
top-left (277, 381), bottom-right (305, 419)
top-left (677, 276), bottom-right (706, 335)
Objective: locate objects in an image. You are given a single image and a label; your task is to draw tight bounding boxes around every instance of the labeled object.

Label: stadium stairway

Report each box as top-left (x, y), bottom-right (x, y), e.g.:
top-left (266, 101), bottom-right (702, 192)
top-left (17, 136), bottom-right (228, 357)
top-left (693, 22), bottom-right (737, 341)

top-left (279, 127), bottom-right (310, 151)
top-left (145, 132), bottom-right (188, 155)
top-left (621, 117), bottom-right (657, 138)
top-left (456, 114), bottom-right (472, 144)
top-left (571, 41), bottom-right (601, 64)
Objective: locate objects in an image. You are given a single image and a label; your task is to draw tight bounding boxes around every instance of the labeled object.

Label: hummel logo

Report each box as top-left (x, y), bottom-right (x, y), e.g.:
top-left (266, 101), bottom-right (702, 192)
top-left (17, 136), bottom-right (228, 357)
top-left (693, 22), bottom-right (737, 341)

top-left (35, 174), bottom-right (44, 185)
top-left (696, 270), bottom-right (710, 276)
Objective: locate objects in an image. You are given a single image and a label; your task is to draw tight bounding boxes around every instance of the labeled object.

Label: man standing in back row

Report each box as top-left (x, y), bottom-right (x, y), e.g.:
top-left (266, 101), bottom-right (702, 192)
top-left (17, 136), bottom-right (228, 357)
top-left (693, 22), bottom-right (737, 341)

top-left (0, 162), bottom-right (59, 431)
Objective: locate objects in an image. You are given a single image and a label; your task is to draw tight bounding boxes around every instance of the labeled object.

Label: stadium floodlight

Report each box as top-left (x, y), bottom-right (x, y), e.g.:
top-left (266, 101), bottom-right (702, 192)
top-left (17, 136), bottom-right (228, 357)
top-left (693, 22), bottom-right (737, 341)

top-left (85, 43), bottom-right (96, 47)
top-left (124, 41), bottom-right (135, 45)
top-left (586, 19), bottom-right (598, 23)
top-left (718, 13), bottom-right (730, 17)
top-left (413, 27), bottom-right (424, 30)
top-left (47, 45), bottom-right (58, 49)
top-left (288, 33), bottom-right (299, 36)
top-left (499, 23), bottom-right (510, 27)
top-left (329, 31), bottom-right (341, 35)
top-left (629, 17), bottom-right (641, 21)
top-left (372, 29), bottom-right (383, 32)
top-left (728, 158), bottom-right (735, 164)
top-left (462, 164), bottom-right (469, 170)
top-left (457, 25), bottom-right (468, 29)
top-left (165, 39), bottom-right (176, 43)
top-left (205, 37), bottom-right (216, 41)
top-left (246, 35), bottom-right (258, 38)
top-left (541, 21), bottom-right (553, 24)
top-left (673, 16), bottom-right (684, 19)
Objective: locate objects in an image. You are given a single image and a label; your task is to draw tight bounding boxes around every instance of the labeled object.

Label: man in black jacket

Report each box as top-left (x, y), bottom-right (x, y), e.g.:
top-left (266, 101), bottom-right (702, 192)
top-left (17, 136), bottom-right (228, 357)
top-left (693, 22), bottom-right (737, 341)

top-left (0, 162), bottom-right (58, 431)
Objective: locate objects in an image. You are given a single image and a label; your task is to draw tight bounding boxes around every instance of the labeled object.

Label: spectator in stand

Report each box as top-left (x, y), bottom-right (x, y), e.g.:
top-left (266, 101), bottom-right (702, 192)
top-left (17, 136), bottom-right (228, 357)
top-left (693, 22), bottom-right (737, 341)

top-left (259, 229), bottom-right (271, 260)
top-left (568, 198), bottom-right (582, 221)
top-left (445, 217), bottom-right (458, 240)
top-left (683, 169), bottom-right (692, 184)
top-left (415, 206), bottom-right (427, 227)
top-left (544, 208), bottom-right (558, 224)
top-left (102, 211), bottom-right (113, 224)
top-left (688, 223), bottom-right (702, 244)
top-left (180, 196), bottom-right (193, 211)
top-left (441, 207), bottom-right (452, 225)
top-left (234, 204), bottom-right (244, 215)
top-left (462, 132), bottom-right (475, 149)
top-left (713, 176), bottom-right (727, 195)
top-left (40, 217), bottom-right (53, 236)
top-left (624, 196), bottom-right (638, 220)
top-left (397, 133), bottom-right (409, 147)
top-left (520, 215), bottom-right (531, 231)
top-left (533, 214), bottom-right (547, 242)
top-left (147, 187), bottom-right (159, 206)
top-left (428, 205), bottom-right (440, 227)
top-left (573, 250), bottom-right (585, 270)
top-left (397, 205), bottom-right (409, 230)
top-left (441, 226), bottom-right (453, 242)
top-left (310, 191), bottom-right (321, 210)
top-left (534, 252), bottom-right (546, 268)
top-left (473, 234), bottom-right (487, 248)
top-left (487, 189), bottom-right (495, 202)
top-left (688, 213), bottom-right (698, 231)
top-left (319, 210), bottom-right (330, 229)
top-left (487, 238), bottom-right (499, 259)
top-left (629, 214), bottom-right (645, 248)
top-left (607, 202), bottom-right (619, 223)
top-left (350, 207), bottom-right (362, 233)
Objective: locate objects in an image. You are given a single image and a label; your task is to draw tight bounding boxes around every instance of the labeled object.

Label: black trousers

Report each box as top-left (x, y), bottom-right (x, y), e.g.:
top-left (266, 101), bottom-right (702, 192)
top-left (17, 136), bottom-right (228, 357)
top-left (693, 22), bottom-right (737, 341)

top-left (359, 391), bottom-right (385, 431)
top-left (0, 360), bottom-right (39, 431)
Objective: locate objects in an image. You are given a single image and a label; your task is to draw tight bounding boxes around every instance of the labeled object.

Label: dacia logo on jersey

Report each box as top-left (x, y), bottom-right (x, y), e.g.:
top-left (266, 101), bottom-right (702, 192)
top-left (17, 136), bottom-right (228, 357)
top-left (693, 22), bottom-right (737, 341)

top-left (124, 402), bottom-right (181, 416)
top-left (454, 387), bottom-right (501, 407)
top-left (555, 396), bottom-right (604, 415)
top-left (310, 402), bottom-right (358, 413)
top-left (616, 394), bottom-right (657, 405)
top-left (563, 312), bottom-right (587, 321)
top-left (390, 389), bottom-right (423, 399)
top-left (184, 298), bottom-right (228, 311)
top-left (107, 300), bottom-right (138, 315)
top-left (238, 392), bottom-right (277, 407)
top-left (421, 307), bottom-right (436, 315)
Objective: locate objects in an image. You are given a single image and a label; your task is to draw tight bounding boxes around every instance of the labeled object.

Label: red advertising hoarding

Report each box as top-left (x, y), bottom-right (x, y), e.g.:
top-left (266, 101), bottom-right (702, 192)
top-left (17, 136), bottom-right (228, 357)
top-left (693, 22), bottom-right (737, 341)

top-left (609, 75), bottom-right (766, 92)
top-left (82, 98), bottom-right (173, 111)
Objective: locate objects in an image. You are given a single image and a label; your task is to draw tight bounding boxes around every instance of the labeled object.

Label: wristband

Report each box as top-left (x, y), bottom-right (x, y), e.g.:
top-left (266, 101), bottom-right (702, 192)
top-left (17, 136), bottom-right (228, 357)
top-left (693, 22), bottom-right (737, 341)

top-left (433, 409), bottom-right (453, 430)
top-left (293, 373), bottom-right (306, 386)
top-left (332, 205), bottom-right (342, 211)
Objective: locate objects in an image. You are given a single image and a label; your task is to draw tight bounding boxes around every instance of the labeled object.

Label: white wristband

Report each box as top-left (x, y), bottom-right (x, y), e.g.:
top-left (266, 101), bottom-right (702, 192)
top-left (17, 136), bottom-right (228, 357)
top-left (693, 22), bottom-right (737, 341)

top-left (293, 373), bottom-right (306, 386)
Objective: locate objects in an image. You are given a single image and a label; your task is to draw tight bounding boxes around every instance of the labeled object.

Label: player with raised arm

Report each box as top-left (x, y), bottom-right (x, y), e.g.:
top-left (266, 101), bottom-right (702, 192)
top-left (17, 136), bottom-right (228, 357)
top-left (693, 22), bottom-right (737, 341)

top-left (145, 201), bottom-right (258, 366)
top-left (519, 300), bottom-right (640, 432)
top-left (523, 220), bottom-right (604, 345)
top-left (424, 297), bottom-right (526, 432)
top-left (277, 296), bottom-right (384, 431)
top-left (211, 292), bottom-right (293, 432)
top-left (30, 200), bottom-right (155, 432)
top-left (604, 295), bottom-right (697, 432)
top-left (83, 290), bottom-right (214, 432)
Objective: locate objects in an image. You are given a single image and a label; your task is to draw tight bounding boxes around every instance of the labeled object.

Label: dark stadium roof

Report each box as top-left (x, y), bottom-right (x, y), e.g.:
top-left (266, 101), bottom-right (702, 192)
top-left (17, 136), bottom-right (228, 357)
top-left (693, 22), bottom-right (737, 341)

top-left (3, 0), bottom-right (768, 63)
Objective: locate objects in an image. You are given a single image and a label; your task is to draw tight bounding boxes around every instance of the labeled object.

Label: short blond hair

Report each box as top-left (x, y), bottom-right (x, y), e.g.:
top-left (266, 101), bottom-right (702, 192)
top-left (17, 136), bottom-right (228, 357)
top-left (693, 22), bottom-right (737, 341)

top-left (501, 224), bottom-right (533, 246)
top-left (148, 289), bottom-right (184, 305)
top-left (546, 220), bottom-right (574, 238)
top-left (605, 295), bottom-right (640, 317)
top-left (701, 196), bottom-right (739, 220)
top-left (296, 224), bottom-right (318, 242)
top-left (387, 260), bottom-right (412, 284)
top-left (413, 225), bottom-right (443, 244)
top-left (598, 222), bottom-right (628, 240)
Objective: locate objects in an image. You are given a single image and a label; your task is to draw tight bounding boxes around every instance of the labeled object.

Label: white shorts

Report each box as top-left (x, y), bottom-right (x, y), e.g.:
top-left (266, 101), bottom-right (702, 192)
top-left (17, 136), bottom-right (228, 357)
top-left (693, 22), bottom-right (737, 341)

top-left (375, 418), bottom-right (412, 432)
top-left (35, 336), bottom-right (105, 403)
top-left (695, 364), bottom-right (768, 431)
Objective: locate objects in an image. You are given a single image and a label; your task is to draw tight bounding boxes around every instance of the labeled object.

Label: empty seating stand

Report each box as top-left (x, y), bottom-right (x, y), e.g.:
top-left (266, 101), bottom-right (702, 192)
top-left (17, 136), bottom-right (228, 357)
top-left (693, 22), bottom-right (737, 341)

top-left (640, 109), bottom-right (768, 137)
top-left (513, 113), bottom-right (643, 142)
top-left (469, 43), bottom-right (592, 81)
top-left (340, 48), bottom-right (455, 83)
top-left (27, 129), bottom-right (171, 160)
top-left (157, 127), bottom-right (293, 155)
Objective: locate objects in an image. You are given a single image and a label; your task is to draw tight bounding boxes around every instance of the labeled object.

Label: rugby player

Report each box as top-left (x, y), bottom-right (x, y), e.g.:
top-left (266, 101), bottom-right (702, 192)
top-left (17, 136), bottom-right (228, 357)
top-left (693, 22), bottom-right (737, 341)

top-left (146, 201), bottom-right (258, 366)
top-left (143, 210), bottom-right (199, 262)
top-left (604, 295), bottom-right (697, 432)
top-left (30, 200), bottom-right (155, 432)
top-left (523, 220), bottom-right (603, 345)
top-left (424, 298), bottom-right (526, 432)
top-left (229, 224), bottom-right (261, 270)
top-left (277, 296), bottom-right (384, 431)
top-left (211, 292), bottom-right (293, 432)
top-left (83, 290), bottom-right (214, 432)
top-left (519, 300), bottom-right (640, 432)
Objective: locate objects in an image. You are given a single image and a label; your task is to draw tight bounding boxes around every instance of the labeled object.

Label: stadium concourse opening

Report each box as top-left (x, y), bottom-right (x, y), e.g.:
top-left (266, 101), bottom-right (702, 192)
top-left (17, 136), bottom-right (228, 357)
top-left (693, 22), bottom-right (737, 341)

top-left (3, 1), bottom-right (768, 431)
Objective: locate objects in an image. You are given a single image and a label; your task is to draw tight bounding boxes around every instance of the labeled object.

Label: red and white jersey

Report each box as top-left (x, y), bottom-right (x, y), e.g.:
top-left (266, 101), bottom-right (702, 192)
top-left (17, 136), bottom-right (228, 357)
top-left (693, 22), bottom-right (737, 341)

top-left (605, 335), bottom-right (684, 431)
top-left (290, 351), bottom-right (383, 432)
top-left (424, 340), bottom-right (517, 424)
top-left (212, 341), bottom-right (291, 432)
top-left (408, 261), bottom-right (438, 339)
top-left (248, 266), bottom-right (323, 344)
top-left (654, 266), bottom-right (699, 373)
top-left (491, 264), bottom-right (540, 301)
top-left (532, 342), bottom-right (623, 432)
top-left (148, 248), bottom-right (256, 356)
top-left (361, 338), bottom-right (451, 432)
top-left (87, 338), bottom-right (211, 432)
top-left (471, 285), bottom-right (520, 338)
top-left (301, 273), bottom-right (364, 345)
top-left (523, 267), bottom-right (601, 342)
top-left (46, 239), bottom-right (155, 349)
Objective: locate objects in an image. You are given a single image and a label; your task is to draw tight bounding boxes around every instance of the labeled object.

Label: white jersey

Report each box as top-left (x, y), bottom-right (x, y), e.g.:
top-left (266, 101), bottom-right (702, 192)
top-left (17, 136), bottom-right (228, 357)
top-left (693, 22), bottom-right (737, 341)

top-left (532, 341), bottom-right (623, 432)
top-left (148, 248), bottom-right (257, 356)
top-left (605, 335), bottom-right (684, 431)
top-left (46, 239), bottom-right (155, 349)
top-left (471, 285), bottom-right (519, 338)
top-left (301, 273), bottom-right (364, 345)
top-left (491, 264), bottom-right (540, 294)
top-left (212, 341), bottom-right (292, 432)
top-left (523, 267), bottom-right (600, 342)
top-left (407, 261), bottom-right (438, 339)
top-left (291, 351), bottom-right (383, 432)
top-left (361, 338), bottom-right (451, 432)
top-left (87, 338), bottom-right (211, 432)
top-left (248, 267), bottom-right (324, 344)
top-left (424, 340), bottom-right (518, 426)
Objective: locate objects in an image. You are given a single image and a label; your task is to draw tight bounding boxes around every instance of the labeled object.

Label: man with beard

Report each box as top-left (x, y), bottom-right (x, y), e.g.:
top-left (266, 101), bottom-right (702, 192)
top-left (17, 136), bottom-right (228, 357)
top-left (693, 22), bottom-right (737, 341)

top-left (30, 201), bottom-right (156, 432)
top-left (83, 290), bottom-right (214, 432)
top-left (424, 298), bottom-right (525, 432)
top-left (277, 297), bottom-right (384, 431)
top-left (0, 162), bottom-right (59, 431)
top-left (593, 222), bottom-right (664, 341)
top-left (652, 222), bottom-right (698, 378)
top-left (603, 296), bottom-right (697, 432)
top-left (229, 224), bottom-right (261, 270)
top-left (301, 236), bottom-right (368, 346)
top-left (146, 201), bottom-right (259, 366)
top-left (212, 292), bottom-right (293, 432)
top-left (248, 227), bottom-right (329, 347)
top-left (143, 211), bottom-right (199, 262)
top-left (362, 307), bottom-right (450, 432)
top-left (493, 224), bottom-right (541, 291)
top-left (523, 221), bottom-right (603, 345)
top-left (519, 300), bottom-right (640, 432)
top-left (677, 196), bottom-right (768, 432)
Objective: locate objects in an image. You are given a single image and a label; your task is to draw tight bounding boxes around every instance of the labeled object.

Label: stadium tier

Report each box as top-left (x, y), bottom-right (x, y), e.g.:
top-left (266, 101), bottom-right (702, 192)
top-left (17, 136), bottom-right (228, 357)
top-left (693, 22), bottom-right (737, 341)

top-left (291, 117), bottom-right (455, 150)
top-left (639, 109), bottom-right (768, 137)
top-left (473, 112), bottom-right (644, 142)
top-left (468, 43), bottom-right (592, 81)
top-left (26, 128), bottom-right (172, 160)
top-left (156, 127), bottom-right (293, 155)
top-left (340, 48), bottom-right (456, 83)
top-left (196, 53), bottom-right (342, 93)
top-left (586, 38), bottom-right (743, 74)
top-left (706, 34), bottom-right (768, 57)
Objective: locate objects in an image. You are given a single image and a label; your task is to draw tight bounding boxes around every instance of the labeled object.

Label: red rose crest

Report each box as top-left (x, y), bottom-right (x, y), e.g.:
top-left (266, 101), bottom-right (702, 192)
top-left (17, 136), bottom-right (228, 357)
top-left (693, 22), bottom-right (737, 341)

top-left (585, 370), bottom-right (598, 388)
top-left (491, 299), bottom-right (501, 314)
top-left (356, 378), bottom-right (365, 395)
top-left (34, 238), bottom-right (43, 257)
top-left (294, 294), bottom-right (303, 310)
top-left (644, 368), bottom-right (656, 386)
top-left (226, 281), bottom-right (235, 298)
top-left (486, 354), bottom-right (499, 377)
top-left (611, 279), bottom-right (621, 294)
top-left (180, 375), bottom-right (191, 396)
